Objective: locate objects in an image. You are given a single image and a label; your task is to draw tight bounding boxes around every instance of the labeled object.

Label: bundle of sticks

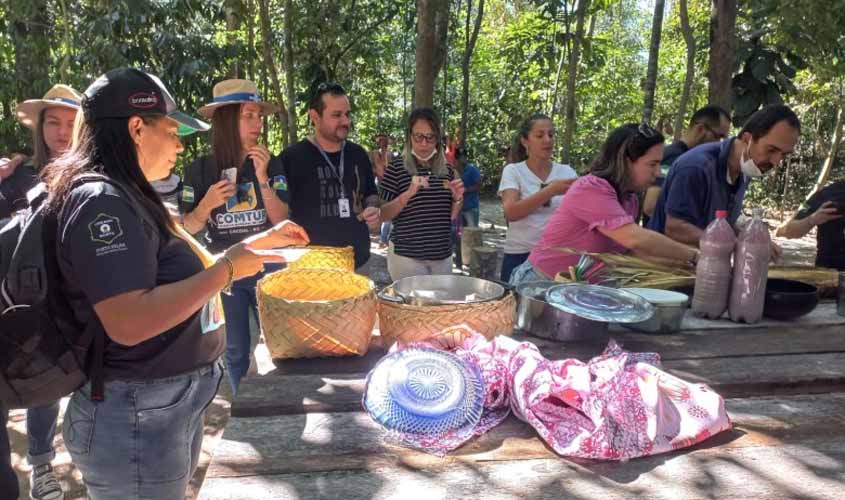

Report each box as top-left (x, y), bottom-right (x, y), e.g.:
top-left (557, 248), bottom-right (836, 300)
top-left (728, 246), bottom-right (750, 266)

top-left (551, 247), bottom-right (839, 297)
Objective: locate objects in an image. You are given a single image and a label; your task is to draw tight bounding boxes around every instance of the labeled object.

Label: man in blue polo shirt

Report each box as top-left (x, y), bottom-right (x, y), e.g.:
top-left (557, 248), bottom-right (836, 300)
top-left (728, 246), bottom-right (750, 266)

top-left (648, 104), bottom-right (800, 248)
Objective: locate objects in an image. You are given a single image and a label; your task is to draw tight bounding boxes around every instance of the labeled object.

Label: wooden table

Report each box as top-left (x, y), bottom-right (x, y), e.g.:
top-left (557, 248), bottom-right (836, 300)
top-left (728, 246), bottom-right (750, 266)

top-left (200, 305), bottom-right (845, 500)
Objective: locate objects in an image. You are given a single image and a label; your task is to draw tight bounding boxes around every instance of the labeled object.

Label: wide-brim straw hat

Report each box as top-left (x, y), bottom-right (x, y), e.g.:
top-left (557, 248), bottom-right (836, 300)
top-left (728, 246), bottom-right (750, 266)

top-left (197, 79), bottom-right (280, 118)
top-left (15, 84), bottom-right (82, 129)
top-left (363, 347), bottom-right (485, 437)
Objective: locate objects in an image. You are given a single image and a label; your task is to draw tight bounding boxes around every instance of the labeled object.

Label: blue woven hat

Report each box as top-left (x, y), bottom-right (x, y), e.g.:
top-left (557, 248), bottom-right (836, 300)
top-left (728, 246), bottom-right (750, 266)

top-left (363, 347), bottom-right (484, 436)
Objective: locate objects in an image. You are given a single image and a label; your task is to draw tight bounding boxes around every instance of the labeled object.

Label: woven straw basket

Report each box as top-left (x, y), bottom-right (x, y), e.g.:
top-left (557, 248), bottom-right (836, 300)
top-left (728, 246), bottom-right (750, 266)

top-left (287, 245), bottom-right (354, 271)
top-left (258, 268), bottom-right (376, 359)
top-left (378, 292), bottom-right (516, 346)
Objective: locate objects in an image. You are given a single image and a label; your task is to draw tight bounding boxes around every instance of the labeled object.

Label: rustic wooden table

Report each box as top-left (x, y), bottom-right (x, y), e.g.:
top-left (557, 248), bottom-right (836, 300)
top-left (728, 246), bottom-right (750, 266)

top-left (200, 304), bottom-right (845, 500)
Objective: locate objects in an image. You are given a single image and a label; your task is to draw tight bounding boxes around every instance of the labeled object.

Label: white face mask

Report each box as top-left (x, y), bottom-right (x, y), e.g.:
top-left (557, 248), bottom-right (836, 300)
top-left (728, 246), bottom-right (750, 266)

top-left (412, 149), bottom-right (437, 162)
top-left (740, 141), bottom-right (763, 178)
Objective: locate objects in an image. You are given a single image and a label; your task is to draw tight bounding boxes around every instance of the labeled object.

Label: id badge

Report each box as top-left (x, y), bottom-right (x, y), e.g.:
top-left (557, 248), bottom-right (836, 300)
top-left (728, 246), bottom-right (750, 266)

top-left (338, 197), bottom-right (351, 218)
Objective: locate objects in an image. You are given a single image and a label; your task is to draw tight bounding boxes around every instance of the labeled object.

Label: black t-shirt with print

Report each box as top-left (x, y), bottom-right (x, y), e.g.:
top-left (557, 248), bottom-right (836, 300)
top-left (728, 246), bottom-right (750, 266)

top-left (179, 155), bottom-right (290, 253)
top-left (796, 180), bottom-right (845, 270)
top-left (279, 139), bottom-right (378, 268)
top-left (379, 157), bottom-right (455, 261)
top-left (57, 181), bottom-right (225, 381)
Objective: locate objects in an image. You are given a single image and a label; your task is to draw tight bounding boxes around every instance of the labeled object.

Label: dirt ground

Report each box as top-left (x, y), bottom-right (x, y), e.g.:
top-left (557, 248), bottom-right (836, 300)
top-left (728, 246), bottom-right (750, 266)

top-left (5, 198), bottom-right (819, 499)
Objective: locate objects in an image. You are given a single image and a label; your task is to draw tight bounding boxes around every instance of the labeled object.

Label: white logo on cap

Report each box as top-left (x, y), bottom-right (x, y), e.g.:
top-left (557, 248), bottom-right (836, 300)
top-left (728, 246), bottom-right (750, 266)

top-left (129, 92), bottom-right (159, 109)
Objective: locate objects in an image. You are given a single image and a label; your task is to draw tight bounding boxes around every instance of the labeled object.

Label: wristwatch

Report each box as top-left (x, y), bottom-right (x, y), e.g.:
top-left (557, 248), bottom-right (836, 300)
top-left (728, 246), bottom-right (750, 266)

top-left (258, 180), bottom-right (273, 190)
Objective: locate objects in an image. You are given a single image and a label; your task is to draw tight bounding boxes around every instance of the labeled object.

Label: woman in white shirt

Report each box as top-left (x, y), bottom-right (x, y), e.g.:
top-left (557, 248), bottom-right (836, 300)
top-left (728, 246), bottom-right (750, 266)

top-left (497, 114), bottom-right (577, 281)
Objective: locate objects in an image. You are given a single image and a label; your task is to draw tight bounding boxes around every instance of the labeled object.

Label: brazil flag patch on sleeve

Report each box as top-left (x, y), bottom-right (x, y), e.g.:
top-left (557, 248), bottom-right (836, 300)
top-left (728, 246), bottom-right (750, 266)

top-left (181, 185), bottom-right (195, 203)
top-left (272, 175), bottom-right (288, 191)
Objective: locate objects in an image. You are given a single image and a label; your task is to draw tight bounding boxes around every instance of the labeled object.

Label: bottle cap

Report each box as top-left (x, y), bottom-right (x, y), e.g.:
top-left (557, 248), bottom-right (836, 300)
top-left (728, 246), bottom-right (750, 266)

top-left (715, 210), bottom-right (729, 218)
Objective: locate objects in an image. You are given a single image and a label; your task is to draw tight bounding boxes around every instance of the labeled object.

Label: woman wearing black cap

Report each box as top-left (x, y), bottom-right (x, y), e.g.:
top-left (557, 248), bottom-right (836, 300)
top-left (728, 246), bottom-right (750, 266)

top-left (179, 79), bottom-right (289, 394)
top-left (42, 68), bottom-right (308, 500)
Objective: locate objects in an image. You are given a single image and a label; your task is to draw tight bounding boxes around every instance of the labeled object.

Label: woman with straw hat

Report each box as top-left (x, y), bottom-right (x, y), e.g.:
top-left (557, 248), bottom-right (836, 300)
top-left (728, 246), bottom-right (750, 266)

top-left (180, 79), bottom-right (291, 394)
top-left (0, 83), bottom-right (82, 500)
top-left (1, 85), bottom-right (81, 222)
top-left (43, 68), bottom-right (307, 499)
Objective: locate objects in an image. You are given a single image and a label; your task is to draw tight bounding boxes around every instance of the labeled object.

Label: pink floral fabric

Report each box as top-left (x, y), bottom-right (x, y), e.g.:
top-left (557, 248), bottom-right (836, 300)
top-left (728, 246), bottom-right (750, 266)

top-left (384, 329), bottom-right (731, 460)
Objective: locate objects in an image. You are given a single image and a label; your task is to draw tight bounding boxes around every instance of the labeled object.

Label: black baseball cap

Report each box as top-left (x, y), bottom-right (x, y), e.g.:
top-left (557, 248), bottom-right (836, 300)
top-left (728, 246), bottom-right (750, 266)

top-left (83, 68), bottom-right (210, 136)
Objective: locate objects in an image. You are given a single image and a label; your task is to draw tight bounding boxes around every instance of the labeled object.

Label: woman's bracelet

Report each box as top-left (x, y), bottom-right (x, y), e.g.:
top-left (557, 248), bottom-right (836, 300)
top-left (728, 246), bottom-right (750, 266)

top-left (220, 255), bottom-right (235, 294)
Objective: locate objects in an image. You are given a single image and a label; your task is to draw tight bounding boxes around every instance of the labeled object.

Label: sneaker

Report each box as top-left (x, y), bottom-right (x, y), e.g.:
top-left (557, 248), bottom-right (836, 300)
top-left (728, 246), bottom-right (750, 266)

top-left (30, 464), bottom-right (64, 500)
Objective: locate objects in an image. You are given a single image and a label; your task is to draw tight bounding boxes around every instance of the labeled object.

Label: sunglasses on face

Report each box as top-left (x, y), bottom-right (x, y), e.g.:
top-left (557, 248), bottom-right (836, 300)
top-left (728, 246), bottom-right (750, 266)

top-left (316, 82), bottom-right (346, 94)
top-left (701, 123), bottom-right (727, 140)
top-left (411, 132), bottom-right (438, 144)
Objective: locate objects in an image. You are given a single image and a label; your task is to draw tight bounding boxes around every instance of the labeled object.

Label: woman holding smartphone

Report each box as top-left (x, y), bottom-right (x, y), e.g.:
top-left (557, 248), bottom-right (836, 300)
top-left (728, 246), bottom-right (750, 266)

top-left (180, 79), bottom-right (291, 393)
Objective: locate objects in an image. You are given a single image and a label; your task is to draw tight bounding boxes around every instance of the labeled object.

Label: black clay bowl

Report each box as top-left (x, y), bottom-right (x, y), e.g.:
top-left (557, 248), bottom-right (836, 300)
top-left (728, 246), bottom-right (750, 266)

top-left (763, 279), bottom-right (819, 321)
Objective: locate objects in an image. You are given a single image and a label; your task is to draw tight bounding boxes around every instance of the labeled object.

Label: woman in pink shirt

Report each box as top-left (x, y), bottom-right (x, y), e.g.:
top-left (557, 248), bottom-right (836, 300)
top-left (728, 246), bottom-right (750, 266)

top-left (510, 123), bottom-right (700, 284)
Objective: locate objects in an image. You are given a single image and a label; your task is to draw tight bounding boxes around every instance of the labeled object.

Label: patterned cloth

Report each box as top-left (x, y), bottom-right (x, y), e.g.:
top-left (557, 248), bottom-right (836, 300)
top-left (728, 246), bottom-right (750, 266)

top-left (379, 327), bottom-right (731, 460)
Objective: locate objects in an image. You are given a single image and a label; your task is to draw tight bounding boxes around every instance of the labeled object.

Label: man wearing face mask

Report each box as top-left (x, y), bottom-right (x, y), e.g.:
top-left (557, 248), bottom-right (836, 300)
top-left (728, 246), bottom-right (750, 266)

top-left (648, 104), bottom-right (800, 249)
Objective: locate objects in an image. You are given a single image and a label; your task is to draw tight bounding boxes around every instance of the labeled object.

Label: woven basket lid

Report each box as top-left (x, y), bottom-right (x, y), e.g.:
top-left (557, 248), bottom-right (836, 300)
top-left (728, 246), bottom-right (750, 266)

top-left (363, 347), bottom-right (484, 436)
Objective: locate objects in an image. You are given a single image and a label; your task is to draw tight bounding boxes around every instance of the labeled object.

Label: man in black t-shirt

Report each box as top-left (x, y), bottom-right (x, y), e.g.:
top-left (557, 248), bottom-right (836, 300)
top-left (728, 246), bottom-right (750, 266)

top-left (776, 180), bottom-right (845, 270)
top-left (643, 105), bottom-right (731, 224)
top-left (278, 84), bottom-right (379, 269)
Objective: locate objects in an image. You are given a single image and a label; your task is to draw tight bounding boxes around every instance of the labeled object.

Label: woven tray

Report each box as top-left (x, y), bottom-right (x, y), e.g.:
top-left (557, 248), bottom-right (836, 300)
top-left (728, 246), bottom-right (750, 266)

top-left (287, 245), bottom-right (354, 272)
top-left (378, 292), bottom-right (516, 346)
top-left (258, 268), bottom-right (376, 358)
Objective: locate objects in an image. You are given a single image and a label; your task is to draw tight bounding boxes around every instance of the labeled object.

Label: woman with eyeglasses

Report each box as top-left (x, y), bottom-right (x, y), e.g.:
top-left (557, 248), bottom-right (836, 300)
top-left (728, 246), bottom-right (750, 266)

top-left (180, 79), bottom-right (293, 394)
top-left (509, 123), bottom-right (700, 285)
top-left (378, 108), bottom-right (465, 280)
top-left (497, 114), bottom-right (578, 282)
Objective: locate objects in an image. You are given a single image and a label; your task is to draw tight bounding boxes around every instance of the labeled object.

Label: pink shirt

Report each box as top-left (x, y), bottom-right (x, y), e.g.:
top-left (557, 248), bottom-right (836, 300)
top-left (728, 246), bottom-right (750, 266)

top-left (528, 175), bottom-right (638, 277)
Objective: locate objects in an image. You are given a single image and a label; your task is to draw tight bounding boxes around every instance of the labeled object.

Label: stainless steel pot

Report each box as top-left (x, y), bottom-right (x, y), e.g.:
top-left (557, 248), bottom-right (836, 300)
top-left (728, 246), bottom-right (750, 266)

top-left (515, 281), bottom-right (609, 342)
top-left (379, 275), bottom-right (507, 306)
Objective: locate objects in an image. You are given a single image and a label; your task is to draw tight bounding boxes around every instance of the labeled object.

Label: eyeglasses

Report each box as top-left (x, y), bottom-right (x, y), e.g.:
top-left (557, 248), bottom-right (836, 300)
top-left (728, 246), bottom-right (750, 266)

top-left (700, 122), bottom-right (727, 140)
top-left (637, 122), bottom-right (660, 139)
top-left (411, 132), bottom-right (438, 144)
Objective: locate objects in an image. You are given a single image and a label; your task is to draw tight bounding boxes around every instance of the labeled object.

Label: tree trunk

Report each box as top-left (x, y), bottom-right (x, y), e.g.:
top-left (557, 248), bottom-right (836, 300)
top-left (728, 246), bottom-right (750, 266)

top-left (246, 0), bottom-right (255, 82)
top-left (561, 0), bottom-right (591, 164)
top-left (11, 0), bottom-right (51, 102)
top-left (707, 0), bottom-right (737, 112)
top-left (414, 0), bottom-right (448, 108)
top-left (805, 102), bottom-right (844, 202)
top-left (459, 0), bottom-right (484, 146)
top-left (284, 0), bottom-right (298, 144)
top-left (225, 0), bottom-right (243, 78)
top-left (549, 2), bottom-right (571, 117)
top-left (258, 0), bottom-right (290, 145)
top-left (642, 0), bottom-right (665, 123)
top-left (674, 0), bottom-right (696, 140)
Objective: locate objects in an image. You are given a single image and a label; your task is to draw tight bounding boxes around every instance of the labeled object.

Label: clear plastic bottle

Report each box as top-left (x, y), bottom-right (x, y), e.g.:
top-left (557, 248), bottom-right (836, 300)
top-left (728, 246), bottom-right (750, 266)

top-left (692, 210), bottom-right (736, 319)
top-left (729, 208), bottom-right (771, 323)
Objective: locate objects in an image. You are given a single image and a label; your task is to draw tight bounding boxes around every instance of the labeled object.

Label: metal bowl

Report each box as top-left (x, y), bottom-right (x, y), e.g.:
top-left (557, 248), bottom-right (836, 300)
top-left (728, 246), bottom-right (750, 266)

top-left (381, 275), bottom-right (506, 306)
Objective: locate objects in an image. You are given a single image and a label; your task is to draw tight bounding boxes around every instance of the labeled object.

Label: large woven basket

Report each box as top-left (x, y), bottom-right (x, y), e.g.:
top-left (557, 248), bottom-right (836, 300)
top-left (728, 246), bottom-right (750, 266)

top-left (258, 268), bottom-right (376, 359)
top-left (378, 292), bottom-right (516, 346)
top-left (287, 245), bottom-right (354, 271)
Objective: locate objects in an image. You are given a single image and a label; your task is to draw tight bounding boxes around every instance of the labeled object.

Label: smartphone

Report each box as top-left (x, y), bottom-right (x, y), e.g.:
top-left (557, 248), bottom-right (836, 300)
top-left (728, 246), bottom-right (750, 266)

top-left (221, 167), bottom-right (237, 184)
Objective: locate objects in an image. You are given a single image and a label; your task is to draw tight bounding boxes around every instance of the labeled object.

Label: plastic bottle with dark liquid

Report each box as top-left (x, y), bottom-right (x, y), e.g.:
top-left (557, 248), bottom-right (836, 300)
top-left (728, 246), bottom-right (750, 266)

top-left (692, 210), bottom-right (736, 319)
top-left (729, 208), bottom-right (771, 323)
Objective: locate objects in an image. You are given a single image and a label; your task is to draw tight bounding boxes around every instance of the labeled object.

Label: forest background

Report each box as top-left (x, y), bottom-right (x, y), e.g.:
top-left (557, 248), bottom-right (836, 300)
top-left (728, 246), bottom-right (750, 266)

top-left (1, 0), bottom-right (843, 214)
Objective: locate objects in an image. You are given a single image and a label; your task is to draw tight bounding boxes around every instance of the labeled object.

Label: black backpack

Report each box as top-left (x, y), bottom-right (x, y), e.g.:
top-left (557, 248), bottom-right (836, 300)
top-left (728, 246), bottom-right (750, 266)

top-left (0, 175), bottom-right (156, 409)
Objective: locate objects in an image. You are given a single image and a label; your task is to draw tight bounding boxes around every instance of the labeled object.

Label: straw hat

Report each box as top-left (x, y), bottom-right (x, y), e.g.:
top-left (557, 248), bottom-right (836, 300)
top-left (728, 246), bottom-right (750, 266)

top-left (363, 347), bottom-right (485, 437)
top-left (15, 84), bottom-right (82, 129)
top-left (197, 79), bottom-right (280, 118)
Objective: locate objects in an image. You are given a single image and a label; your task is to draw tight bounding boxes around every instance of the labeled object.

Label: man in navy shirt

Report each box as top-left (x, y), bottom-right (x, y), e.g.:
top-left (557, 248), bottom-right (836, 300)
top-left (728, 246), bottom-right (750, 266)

top-left (648, 104), bottom-right (800, 247)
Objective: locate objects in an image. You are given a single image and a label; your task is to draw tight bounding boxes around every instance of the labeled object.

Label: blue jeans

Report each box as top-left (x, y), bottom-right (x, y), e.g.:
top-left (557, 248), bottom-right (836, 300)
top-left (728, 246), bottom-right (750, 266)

top-left (27, 401), bottom-right (60, 466)
top-left (380, 221), bottom-right (392, 245)
top-left (500, 252), bottom-right (530, 282)
top-left (221, 263), bottom-right (284, 394)
top-left (462, 207), bottom-right (480, 228)
top-left (63, 362), bottom-right (223, 500)
top-left (508, 258), bottom-right (548, 286)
